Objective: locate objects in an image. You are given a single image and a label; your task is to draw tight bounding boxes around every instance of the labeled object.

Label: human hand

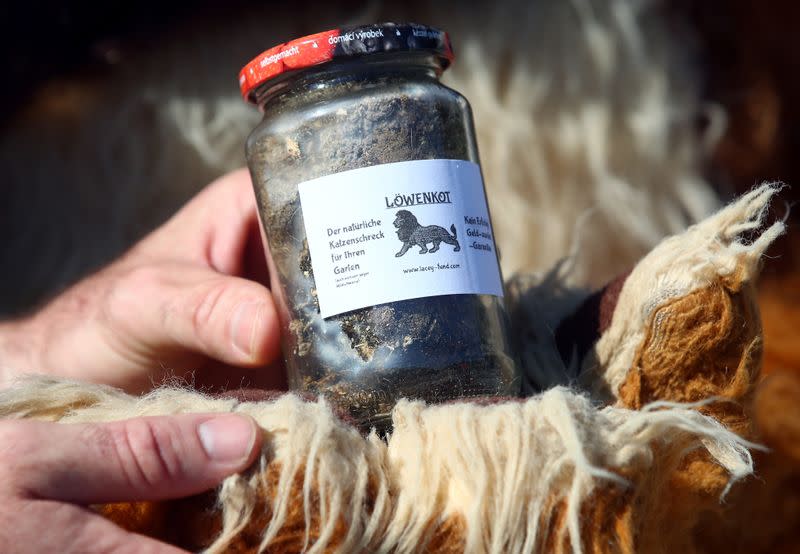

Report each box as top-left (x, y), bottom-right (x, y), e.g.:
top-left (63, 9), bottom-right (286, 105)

top-left (0, 169), bottom-right (285, 393)
top-left (0, 412), bottom-right (260, 553)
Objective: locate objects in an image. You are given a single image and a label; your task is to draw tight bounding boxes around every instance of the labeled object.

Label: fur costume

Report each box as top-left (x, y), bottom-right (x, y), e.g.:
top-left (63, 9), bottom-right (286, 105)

top-left (3, 0), bottom-right (800, 552)
top-left (2, 185), bottom-right (797, 553)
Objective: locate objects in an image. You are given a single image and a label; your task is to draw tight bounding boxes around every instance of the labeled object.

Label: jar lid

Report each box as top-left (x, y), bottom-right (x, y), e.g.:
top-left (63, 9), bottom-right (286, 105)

top-left (238, 23), bottom-right (454, 103)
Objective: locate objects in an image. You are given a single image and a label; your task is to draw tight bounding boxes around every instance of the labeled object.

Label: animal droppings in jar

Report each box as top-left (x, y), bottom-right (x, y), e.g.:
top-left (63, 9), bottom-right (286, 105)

top-left (240, 22), bottom-right (521, 434)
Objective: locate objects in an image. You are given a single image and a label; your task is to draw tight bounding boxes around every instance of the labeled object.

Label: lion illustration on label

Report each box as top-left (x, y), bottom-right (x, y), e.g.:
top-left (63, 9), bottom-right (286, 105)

top-left (393, 209), bottom-right (460, 257)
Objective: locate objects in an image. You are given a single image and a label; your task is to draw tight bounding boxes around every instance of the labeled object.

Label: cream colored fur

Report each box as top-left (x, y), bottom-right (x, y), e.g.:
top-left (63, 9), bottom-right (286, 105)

top-left (0, 186), bottom-right (783, 551)
top-left (0, 377), bottom-right (755, 554)
top-left (503, 181), bottom-right (783, 395)
top-left (581, 183), bottom-right (784, 402)
top-left (0, 4), bottom-right (780, 551)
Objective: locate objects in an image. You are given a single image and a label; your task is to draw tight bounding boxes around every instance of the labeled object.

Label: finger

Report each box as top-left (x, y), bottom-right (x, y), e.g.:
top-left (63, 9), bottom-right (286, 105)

top-left (203, 169), bottom-right (266, 279)
top-left (163, 269), bottom-right (281, 366)
top-left (1, 501), bottom-right (188, 553)
top-left (0, 413), bottom-right (260, 504)
top-left (142, 169), bottom-right (264, 277)
top-left (107, 263), bottom-right (281, 368)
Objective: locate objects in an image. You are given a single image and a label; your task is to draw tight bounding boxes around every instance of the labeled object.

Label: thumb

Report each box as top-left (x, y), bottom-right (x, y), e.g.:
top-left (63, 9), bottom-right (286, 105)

top-left (108, 263), bottom-right (281, 368)
top-left (1, 413), bottom-right (261, 504)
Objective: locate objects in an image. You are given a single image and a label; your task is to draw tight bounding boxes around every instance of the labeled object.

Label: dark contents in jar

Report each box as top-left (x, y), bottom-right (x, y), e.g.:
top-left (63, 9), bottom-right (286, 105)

top-left (248, 68), bottom-right (519, 433)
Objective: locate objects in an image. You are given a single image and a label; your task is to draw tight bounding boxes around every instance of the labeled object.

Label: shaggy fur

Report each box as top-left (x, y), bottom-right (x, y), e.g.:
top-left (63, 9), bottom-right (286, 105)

top-left (5, 1), bottom-right (796, 551)
top-left (0, 378), bottom-right (755, 554)
top-left (693, 370), bottom-right (800, 552)
top-left (0, 186), bottom-right (783, 552)
top-left (583, 185), bottom-right (784, 402)
top-left (505, 184), bottom-right (784, 393)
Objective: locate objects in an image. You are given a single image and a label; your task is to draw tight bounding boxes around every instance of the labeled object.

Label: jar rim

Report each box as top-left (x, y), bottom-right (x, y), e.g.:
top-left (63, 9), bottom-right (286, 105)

top-left (238, 22), bottom-right (454, 104)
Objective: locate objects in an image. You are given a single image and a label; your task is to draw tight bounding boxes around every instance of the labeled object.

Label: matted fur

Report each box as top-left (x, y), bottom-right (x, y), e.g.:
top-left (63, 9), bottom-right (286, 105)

top-left (0, 378), bottom-right (755, 553)
top-left (0, 2), bottom-right (785, 549)
top-left (506, 183), bottom-right (784, 396)
top-left (584, 184), bottom-right (784, 403)
top-left (0, 183), bottom-right (784, 552)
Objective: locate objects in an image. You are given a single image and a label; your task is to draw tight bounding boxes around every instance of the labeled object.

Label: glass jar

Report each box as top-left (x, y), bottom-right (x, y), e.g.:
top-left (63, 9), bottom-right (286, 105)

top-left (240, 23), bottom-right (520, 432)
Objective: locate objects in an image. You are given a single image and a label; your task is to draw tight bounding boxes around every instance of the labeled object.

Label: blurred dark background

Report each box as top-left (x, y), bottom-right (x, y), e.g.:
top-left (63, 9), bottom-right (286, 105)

top-left (1, 2), bottom-right (216, 126)
top-left (2, 0), bottom-right (799, 189)
top-left (0, 1), bottom-right (360, 126)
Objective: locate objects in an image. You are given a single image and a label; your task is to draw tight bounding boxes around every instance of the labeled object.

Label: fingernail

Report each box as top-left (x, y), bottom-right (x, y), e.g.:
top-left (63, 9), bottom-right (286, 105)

top-left (198, 414), bottom-right (257, 463)
top-left (231, 301), bottom-right (264, 358)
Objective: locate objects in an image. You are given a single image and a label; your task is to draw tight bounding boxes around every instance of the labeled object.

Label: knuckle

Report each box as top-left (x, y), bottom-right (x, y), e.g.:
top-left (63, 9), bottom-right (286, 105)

top-left (111, 418), bottom-right (186, 492)
top-left (189, 279), bottom-right (230, 337)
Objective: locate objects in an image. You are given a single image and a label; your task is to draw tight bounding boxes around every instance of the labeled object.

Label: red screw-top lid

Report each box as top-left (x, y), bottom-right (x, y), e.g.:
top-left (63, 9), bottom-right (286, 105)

top-left (238, 23), bottom-right (454, 103)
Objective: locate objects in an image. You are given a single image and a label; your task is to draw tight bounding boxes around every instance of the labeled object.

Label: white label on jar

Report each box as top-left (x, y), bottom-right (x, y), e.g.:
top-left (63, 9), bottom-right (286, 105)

top-left (298, 159), bottom-right (503, 318)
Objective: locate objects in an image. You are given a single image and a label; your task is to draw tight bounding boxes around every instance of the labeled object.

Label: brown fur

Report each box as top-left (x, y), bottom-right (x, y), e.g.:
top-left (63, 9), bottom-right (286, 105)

top-left (615, 277), bottom-right (762, 539)
top-left (90, 399), bottom-right (744, 553)
top-left (617, 278), bottom-right (760, 438)
top-left (98, 462), bottom-right (355, 553)
top-left (693, 371), bottom-right (800, 553)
